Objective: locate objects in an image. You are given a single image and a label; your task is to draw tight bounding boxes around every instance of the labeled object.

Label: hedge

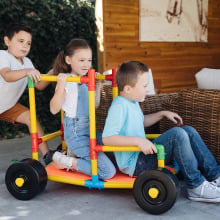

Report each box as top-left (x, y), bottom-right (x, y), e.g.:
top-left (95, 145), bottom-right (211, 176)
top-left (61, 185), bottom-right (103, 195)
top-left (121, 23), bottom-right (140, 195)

top-left (0, 0), bottom-right (97, 139)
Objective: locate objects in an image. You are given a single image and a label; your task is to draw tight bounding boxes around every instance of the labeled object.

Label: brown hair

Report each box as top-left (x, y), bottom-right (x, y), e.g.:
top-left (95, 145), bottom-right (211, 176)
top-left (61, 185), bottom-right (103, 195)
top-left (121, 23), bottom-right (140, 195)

top-left (53, 38), bottom-right (91, 75)
top-left (5, 24), bottom-right (32, 40)
top-left (116, 61), bottom-right (149, 92)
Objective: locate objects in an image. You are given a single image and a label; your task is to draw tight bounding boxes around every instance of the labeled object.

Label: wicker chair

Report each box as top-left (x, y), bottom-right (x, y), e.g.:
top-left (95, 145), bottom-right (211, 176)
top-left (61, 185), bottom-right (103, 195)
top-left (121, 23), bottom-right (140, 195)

top-left (96, 86), bottom-right (220, 163)
top-left (160, 89), bottom-right (220, 164)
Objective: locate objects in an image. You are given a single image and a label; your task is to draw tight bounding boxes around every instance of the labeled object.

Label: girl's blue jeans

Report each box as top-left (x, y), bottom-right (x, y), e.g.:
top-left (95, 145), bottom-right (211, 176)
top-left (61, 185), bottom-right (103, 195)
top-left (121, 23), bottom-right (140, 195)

top-left (64, 116), bottom-right (116, 180)
top-left (134, 126), bottom-right (220, 189)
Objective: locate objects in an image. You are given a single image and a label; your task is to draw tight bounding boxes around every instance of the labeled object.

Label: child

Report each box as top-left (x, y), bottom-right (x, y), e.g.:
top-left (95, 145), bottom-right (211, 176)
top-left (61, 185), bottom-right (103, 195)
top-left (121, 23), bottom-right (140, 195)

top-left (50, 38), bottom-right (115, 180)
top-left (102, 61), bottom-right (220, 202)
top-left (0, 24), bottom-right (54, 165)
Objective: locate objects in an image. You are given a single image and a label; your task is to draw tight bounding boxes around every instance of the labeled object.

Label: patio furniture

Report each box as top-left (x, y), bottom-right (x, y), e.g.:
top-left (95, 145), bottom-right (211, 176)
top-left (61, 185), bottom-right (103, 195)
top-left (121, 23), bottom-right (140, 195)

top-left (96, 86), bottom-right (220, 163)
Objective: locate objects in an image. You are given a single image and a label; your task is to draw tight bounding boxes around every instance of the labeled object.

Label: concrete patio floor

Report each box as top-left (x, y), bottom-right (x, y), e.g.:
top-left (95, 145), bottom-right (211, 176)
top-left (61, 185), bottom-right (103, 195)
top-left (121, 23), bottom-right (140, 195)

top-left (0, 136), bottom-right (219, 220)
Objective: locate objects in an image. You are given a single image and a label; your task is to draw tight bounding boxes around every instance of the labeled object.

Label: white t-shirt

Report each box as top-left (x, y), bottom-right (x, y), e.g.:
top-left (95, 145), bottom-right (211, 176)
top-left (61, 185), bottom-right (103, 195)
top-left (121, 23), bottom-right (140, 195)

top-left (62, 80), bottom-right (78, 118)
top-left (0, 50), bottom-right (34, 113)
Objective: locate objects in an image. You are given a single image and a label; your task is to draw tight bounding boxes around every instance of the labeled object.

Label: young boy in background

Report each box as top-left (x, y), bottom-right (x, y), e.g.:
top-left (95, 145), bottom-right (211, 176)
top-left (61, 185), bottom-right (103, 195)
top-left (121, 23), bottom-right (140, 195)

top-left (102, 60), bottom-right (220, 203)
top-left (0, 24), bottom-right (54, 165)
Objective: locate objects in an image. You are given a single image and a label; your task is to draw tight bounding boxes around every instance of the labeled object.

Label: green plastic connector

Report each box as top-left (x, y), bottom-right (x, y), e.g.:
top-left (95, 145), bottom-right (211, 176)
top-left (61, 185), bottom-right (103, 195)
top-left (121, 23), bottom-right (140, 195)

top-left (155, 144), bottom-right (165, 160)
top-left (27, 77), bottom-right (35, 88)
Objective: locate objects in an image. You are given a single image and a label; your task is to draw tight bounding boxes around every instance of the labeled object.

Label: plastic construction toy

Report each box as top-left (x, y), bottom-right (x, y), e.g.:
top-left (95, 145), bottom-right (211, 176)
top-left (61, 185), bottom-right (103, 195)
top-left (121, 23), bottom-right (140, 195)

top-left (5, 69), bottom-right (179, 215)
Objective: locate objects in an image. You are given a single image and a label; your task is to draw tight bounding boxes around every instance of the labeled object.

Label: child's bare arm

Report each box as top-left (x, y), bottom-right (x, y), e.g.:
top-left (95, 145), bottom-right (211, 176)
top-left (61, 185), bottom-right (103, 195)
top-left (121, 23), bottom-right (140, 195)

top-left (0, 67), bottom-right (40, 82)
top-left (50, 73), bottom-right (67, 114)
top-left (103, 135), bottom-right (157, 155)
top-left (144, 112), bottom-right (164, 127)
top-left (144, 111), bottom-right (183, 127)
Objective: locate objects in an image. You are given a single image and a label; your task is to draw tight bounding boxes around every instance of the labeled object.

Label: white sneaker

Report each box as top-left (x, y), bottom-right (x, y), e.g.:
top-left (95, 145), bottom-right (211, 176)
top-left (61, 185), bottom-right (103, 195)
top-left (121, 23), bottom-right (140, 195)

top-left (188, 180), bottom-right (220, 203)
top-left (52, 151), bottom-right (74, 171)
top-left (211, 177), bottom-right (220, 187)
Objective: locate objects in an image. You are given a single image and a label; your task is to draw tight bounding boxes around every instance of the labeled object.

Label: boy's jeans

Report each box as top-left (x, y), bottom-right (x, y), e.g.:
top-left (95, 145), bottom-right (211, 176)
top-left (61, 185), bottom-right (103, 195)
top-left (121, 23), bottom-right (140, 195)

top-left (134, 126), bottom-right (220, 189)
top-left (64, 116), bottom-right (115, 180)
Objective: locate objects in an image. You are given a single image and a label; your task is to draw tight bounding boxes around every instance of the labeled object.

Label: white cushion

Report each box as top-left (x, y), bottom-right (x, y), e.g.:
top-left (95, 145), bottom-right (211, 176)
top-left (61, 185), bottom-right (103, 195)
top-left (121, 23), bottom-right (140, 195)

top-left (147, 68), bottom-right (156, 95)
top-left (195, 68), bottom-right (220, 90)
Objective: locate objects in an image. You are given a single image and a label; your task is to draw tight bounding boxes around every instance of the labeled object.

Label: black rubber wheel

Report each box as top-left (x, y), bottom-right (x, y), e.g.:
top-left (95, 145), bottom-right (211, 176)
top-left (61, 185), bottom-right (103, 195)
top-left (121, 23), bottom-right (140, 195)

top-left (133, 169), bottom-right (178, 215)
top-left (5, 158), bottom-right (48, 200)
top-left (161, 168), bottom-right (180, 193)
top-left (20, 158), bottom-right (48, 192)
